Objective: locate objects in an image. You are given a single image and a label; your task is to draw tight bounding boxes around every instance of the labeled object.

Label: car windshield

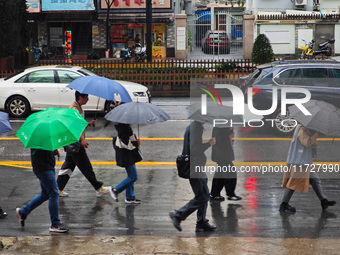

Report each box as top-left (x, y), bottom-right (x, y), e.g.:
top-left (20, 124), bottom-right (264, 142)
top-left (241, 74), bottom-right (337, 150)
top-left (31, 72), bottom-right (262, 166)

top-left (209, 33), bottom-right (227, 38)
top-left (78, 68), bottom-right (98, 76)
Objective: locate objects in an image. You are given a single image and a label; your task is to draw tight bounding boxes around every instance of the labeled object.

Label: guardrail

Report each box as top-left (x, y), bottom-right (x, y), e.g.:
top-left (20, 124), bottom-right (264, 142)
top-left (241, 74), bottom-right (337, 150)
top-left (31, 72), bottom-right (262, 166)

top-left (0, 59), bottom-right (255, 96)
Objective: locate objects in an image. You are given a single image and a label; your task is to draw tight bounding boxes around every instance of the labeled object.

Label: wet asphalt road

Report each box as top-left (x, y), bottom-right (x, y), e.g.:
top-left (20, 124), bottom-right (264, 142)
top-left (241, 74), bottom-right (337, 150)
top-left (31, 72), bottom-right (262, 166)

top-left (1, 97), bottom-right (340, 248)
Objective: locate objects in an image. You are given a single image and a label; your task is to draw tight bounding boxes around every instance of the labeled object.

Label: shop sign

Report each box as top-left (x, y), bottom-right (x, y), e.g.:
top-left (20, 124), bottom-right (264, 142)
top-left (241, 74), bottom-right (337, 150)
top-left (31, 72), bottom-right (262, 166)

top-left (112, 38), bottom-right (127, 43)
top-left (42, 0), bottom-right (95, 11)
top-left (27, 0), bottom-right (40, 13)
top-left (127, 24), bottom-right (143, 29)
top-left (92, 25), bottom-right (99, 35)
top-left (100, 0), bottom-right (170, 9)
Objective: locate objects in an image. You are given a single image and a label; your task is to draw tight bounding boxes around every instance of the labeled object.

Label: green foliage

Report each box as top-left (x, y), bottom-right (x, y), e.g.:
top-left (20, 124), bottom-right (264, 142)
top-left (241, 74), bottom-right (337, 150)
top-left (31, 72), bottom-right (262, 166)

top-left (215, 62), bottom-right (237, 72)
top-left (225, 0), bottom-right (245, 7)
top-left (251, 34), bottom-right (274, 65)
top-left (0, 0), bottom-right (29, 58)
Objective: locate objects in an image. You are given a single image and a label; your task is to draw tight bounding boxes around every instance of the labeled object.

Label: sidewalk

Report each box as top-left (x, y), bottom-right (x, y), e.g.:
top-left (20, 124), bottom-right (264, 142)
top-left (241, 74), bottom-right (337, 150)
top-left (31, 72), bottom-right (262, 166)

top-left (1, 165), bottom-right (340, 254)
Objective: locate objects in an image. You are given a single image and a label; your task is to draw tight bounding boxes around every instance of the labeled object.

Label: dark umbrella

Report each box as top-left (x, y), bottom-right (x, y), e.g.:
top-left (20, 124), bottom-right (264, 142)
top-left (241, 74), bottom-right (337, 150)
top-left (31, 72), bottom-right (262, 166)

top-left (0, 112), bottom-right (12, 136)
top-left (289, 100), bottom-right (340, 136)
top-left (104, 102), bottom-right (170, 136)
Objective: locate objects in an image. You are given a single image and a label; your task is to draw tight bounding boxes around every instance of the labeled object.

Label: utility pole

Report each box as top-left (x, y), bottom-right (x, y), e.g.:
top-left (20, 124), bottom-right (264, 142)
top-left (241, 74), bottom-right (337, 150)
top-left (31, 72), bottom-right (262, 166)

top-left (146, 0), bottom-right (152, 62)
top-left (105, 0), bottom-right (114, 58)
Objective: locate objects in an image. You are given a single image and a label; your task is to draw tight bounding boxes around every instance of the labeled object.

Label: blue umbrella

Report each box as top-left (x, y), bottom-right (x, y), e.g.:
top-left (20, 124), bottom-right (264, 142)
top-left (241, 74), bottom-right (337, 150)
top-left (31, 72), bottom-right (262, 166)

top-left (0, 112), bottom-right (12, 136)
top-left (67, 76), bottom-right (132, 103)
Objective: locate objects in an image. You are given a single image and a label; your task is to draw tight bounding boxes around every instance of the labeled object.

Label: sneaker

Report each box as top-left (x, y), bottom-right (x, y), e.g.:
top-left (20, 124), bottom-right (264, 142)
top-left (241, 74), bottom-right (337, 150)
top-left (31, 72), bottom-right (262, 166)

top-left (0, 208), bottom-right (7, 219)
top-left (210, 195), bottom-right (225, 201)
top-left (109, 187), bottom-right (118, 202)
top-left (59, 190), bottom-right (69, 197)
top-left (321, 199), bottom-right (336, 210)
top-left (16, 208), bottom-right (25, 227)
top-left (49, 223), bottom-right (69, 233)
top-left (125, 198), bottom-right (141, 204)
top-left (279, 202), bottom-right (296, 213)
top-left (195, 221), bottom-right (217, 232)
top-left (96, 186), bottom-right (110, 197)
top-left (169, 210), bottom-right (182, 231)
top-left (227, 195), bottom-right (242, 201)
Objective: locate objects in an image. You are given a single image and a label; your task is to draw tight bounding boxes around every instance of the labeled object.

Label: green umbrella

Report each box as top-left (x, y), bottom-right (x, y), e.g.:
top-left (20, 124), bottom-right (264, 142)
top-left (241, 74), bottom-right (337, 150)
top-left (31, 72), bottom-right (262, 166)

top-left (16, 108), bottom-right (88, 151)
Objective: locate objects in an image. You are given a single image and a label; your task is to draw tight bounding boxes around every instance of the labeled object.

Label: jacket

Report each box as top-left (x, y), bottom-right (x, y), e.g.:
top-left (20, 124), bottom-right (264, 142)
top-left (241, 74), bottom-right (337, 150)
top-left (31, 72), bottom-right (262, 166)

top-left (211, 127), bottom-right (234, 164)
top-left (282, 125), bottom-right (315, 193)
top-left (183, 122), bottom-right (210, 178)
top-left (113, 123), bottom-right (142, 167)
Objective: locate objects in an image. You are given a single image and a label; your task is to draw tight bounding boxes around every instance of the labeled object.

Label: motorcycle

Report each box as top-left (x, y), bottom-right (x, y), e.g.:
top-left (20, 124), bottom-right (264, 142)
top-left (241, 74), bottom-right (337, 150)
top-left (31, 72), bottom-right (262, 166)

top-left (134, 43), bottom-right (147, 62)
top-left (120, 47), bottom-right (132, 61)
top-left (300, 38), bottom-right (335, 59)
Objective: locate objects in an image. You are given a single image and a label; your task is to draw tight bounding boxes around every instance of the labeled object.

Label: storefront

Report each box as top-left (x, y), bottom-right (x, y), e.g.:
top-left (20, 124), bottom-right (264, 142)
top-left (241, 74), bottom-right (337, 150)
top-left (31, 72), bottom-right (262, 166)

top-left (31, 0), bottom-right (95, 56)
top-left (96, 0), bottom-right (175, 58)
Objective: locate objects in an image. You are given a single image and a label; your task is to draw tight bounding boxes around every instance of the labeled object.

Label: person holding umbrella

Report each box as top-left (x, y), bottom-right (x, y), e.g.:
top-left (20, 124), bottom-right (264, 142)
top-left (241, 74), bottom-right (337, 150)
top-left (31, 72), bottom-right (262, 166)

top-left (16, 149), bottom-right (69, 232)
top-left (104, 101), bottom-right (170, 204)
top-left (210, 127), bottom-right (242, 201)
top-left (15, 107), bottom-right (89, 232)
top-left (57, 91), bottom-right (111, 197)
top-left (109, 122), bottom-right (142, 204)
top-left (280, 123), bottom-right (336, 213)
top-left (0, 111), bottom-right (12, 220)
top-left (169, 121), bottom-right (217, 232)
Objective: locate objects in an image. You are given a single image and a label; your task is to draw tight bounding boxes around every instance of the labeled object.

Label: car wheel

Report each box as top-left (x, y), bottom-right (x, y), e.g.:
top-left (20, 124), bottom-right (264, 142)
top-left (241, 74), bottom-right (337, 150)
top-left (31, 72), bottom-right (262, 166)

top-left (7, 96), bottom-right (30, 118)
top-left (105, 100), bottom-right (120, 112)
top-left (271, 109), bottom-right (296, 136)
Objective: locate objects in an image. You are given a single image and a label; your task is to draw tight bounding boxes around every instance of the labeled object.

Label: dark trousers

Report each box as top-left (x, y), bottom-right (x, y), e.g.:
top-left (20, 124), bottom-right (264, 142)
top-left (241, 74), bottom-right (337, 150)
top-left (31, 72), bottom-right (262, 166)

top-left (57, 147), bottom-right (103, 191)
top-left (210, 162), bottom-right (237, 197)
top-left (175, 177), bottom-right (210, 223)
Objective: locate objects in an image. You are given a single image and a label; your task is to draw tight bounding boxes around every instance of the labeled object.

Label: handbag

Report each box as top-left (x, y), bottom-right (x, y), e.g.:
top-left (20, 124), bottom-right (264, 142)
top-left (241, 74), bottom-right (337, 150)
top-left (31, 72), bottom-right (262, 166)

top-left (64, 141), bottom-right (81, 153)
top-left (286, 125), bottom-right (312, 165)
top-left (176, 154), bottom-right (190, 179)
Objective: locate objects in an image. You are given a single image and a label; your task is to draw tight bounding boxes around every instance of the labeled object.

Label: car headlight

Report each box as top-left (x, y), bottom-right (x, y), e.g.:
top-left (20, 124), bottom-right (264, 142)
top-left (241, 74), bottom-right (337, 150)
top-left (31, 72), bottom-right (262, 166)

top-left (133, 92), bottom-right (147, 97)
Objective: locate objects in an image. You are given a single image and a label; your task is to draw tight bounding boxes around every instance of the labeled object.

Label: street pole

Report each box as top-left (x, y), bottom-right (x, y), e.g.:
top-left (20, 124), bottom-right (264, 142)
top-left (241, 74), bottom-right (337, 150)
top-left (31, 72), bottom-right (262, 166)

top-left (146, 0), bottom-right (152, 62)
top-left (106, 0), bottom-right (114, 58)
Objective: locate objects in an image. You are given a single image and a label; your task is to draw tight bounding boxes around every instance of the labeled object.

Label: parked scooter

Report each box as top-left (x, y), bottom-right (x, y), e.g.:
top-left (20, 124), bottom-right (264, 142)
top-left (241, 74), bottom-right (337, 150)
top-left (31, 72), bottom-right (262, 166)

top-left (134, 43), bottom-right (147, 62)
top-left (300, 38), bottom-right (335, 59)
top-left (120, 47), bottom-right (132, 61)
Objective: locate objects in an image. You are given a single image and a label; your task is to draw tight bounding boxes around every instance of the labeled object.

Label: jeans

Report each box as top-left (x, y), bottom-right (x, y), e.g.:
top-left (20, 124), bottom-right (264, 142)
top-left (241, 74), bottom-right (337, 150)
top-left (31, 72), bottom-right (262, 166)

top-left (176, 177), bottom-right (210, 223)
top-left (20, 170), bottom-right (60, 226)
top-left (115, 164), bottom-right (138, 199)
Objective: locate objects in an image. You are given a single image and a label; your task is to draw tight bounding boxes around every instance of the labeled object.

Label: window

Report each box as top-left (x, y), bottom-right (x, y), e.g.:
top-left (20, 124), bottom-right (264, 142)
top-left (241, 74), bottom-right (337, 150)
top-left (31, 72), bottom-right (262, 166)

top-left (332, 69), bottom-right (340, 87)
top-left (27, 71), bottom-right (55, 83)
top-left (302, 68), bottom-right (332, 87)
top-left (274, 69), bottom-right (294, 85)
top-left (58, 71), bottom-right (82, 83)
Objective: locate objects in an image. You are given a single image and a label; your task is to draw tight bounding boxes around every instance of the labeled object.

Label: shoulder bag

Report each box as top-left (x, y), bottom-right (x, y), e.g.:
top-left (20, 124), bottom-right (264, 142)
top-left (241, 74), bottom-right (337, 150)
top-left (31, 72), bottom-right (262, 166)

top-left (176, 154), bottom-right (190, 179)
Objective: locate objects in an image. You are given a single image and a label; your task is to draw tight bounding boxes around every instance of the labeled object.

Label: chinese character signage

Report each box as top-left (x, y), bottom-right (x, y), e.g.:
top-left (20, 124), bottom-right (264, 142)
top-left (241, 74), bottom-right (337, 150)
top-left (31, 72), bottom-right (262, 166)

top-left (99, 0), bottom-right (171, 10)
top-left (42, 0), bottom-right (95, 11)
top-left (27, 0), bottom-right (40, 13)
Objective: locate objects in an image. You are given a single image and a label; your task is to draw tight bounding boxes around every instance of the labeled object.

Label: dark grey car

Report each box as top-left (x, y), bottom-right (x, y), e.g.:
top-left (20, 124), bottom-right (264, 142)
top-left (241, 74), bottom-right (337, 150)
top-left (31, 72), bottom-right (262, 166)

top-left (240, 59), bottom-right (340, 136)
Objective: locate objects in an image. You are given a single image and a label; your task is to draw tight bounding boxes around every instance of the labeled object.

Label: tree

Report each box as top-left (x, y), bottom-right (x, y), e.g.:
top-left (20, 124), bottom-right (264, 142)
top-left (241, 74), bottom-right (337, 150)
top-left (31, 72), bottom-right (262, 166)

top-left (251, 34), bottom-right (274, 65)
top-left (0, 0), bottom-right (29, 58)
top-left (225, 0), bottom-right (245, 7)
